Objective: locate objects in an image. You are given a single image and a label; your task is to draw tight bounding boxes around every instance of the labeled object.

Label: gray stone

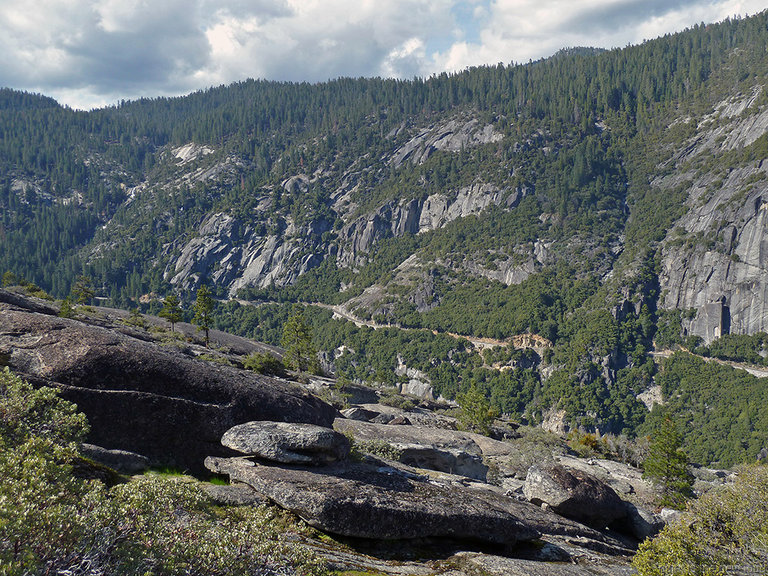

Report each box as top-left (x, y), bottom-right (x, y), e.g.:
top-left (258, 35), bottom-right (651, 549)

top-left (524, 465), bottom-right (627, 528)
top-left (202, 483), bottom-right (269, 506)
top-left (389, 118), bottom-right (503, 169)
top-left (205, 456), bottom-right (537, 545)
top-left (206, 455), bottom-right (630, 555)
top-left (79, 443), bottom-right (149, 474)
top-left (340, 406), bottom-right (380, 421)
top-left (221, 421), bottom-right (350, 464)
top-left (400, 379), bottom-right (434, 400)
top-left (356, 403), bottom-right (459, 429)
top-left (371, 413), bottom-right (394, 424)
top-left (619, 502), bottom-right (665, 540)
top-left (335, 418), bottom-right (494, 480)
top-left (388, 415), bottom-right (411, 425)
top-left (659, 159), bottom-right (768, 342)
top-left (660, 507), bottom-right (684, 524)
top-left (455, 552), bottom-right (635, 576)
top-left (554, 455), bottom-right (656, 507)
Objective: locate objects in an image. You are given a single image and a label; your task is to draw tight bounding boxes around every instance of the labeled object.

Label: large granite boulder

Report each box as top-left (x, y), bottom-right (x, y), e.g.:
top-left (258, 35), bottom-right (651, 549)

top-left (205, 456), bottom-right (529, 544)
top-left (524, 464), bottom-right (627, 528)
top-left (340, 406), bottom-right (380, 421)
top-left (221, 421), bottom-right (350, 464)
top-left (205, 455), bottom-right (630, 554)
top-left (0, 294), bottom-right (337, 473)
top-left (335, 418), bottom-right (498, 480)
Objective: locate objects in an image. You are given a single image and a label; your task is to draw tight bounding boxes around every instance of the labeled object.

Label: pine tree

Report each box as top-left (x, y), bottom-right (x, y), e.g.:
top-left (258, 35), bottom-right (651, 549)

top-left (456, 383), bottom-right (499, 435)
top-left (643, 418), bottom-right (694, 509)
top-left (58, 298), bottom-right (75, 319)
top-left (280, 311), bottom-right (319, 374)
top-left (192, 285), bottom-right (214, 347)
top-left (126, 307), bottom-right (147, 329)
top-left (71, 275), bottom-right (94, 305)
top-left (159, 293), bottom-right (182, 332)
top-left (1, 271), bottom-right (18, 287)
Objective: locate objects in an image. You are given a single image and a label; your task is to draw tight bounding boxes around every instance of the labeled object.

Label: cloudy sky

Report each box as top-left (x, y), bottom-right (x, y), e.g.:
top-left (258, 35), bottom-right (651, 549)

top-left (0, 0), bottom-right (765, 110)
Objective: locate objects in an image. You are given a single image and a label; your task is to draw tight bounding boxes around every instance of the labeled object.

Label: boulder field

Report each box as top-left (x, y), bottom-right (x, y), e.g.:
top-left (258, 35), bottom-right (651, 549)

top-left (1, 288), bottom-right (671, 574)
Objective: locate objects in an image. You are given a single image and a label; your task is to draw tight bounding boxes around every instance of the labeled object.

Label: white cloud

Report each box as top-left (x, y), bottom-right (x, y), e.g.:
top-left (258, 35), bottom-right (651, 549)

top-left (381, 38), bottom-right (428, 78)
top-left (430, 0), bottom-right (768, 73)
top-left (0, 0), bottom-right (765, 109)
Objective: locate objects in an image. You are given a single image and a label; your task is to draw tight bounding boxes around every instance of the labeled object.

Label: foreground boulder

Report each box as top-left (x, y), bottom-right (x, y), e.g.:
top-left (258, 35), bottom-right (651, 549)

top-left (0, 295), bottom-right (337, 473)
top-left (221, 421), bottom-right (350, 464)
top-left (524, 464), bottom-right (627, 528)
top-left (206, 455), bottom-right (539, 544)
top-left (335, 418), bottom-right (505, 480)
top-left (206, 455), bottom-right (632, 558)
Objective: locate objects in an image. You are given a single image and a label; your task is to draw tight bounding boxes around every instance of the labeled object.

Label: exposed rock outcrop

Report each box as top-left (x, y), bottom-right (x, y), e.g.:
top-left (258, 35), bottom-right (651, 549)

top-left (205, 455), bottom-right (538, 544)
top-left (389, 118), bottom-right (503, 168)
top-left (221, 421), bottom-right (350, 464)
top-left (79, 443), bottom-right (149, 475)
top-left (620, 503), bottom-right (665, 541)
top-left (454, 551), bottom-right (636, 576)
top-left (659, 96), bottom-right (768, 342)
top-left (0, 293), bottom-right (337, 473)
top-left (204, 453), bottom-right (630, 553)
top-left (202, 483), bottom-right (269, 507)
top-left (352, 403), bottom-right (460, 429)
top-left (523, 464), bottom-right (627, 528)
top-left (336, 418), bottom-right (490, 480)
top-left (337, 199), bottom-right (422, 267)
top-left (336, 182), bottom-right (522, 269)
top-left (168, 211), bottom-right (330, 295)
top-left (417, 183), bottom-right (520, 234)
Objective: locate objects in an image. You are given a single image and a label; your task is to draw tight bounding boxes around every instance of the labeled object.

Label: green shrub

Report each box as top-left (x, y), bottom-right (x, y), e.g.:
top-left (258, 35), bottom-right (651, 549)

top-left (633, 465), bottom-right (768, 576)
top-left (58, 298), bottom-right (76, 318)
top-left (0, 368), bottom-right (326, 576)
top-left (122, 307), bottom-right (147, 329)
top-left (197, 353), bottom-right (235, 367)
top-left (345, 434), bottom-right (404, 462)
top-left (643, 418), bottom-right (694, 509)
top-left (243, 352), bottom-right (286, 376)
top-left (378, 388), bottom-right (415, 411)
top-left (567, 430), bottom-right (607, 458)
top-left (456, 383), bottom-right (499, 436)
top-left (20, 281), bottom-right (53, 300)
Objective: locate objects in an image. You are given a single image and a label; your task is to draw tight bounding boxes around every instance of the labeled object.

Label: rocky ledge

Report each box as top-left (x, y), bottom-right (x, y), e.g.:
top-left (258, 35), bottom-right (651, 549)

top-left (0, 289), bottom-right (336, 473)
top-left (204, 419), bottom-right (640, 574)
top-left (0, 288), bottom-right (671, 574)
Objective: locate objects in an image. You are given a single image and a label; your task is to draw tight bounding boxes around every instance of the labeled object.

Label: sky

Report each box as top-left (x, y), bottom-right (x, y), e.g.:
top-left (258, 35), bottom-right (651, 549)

top-left (0, 0), bottom-right (766, 110)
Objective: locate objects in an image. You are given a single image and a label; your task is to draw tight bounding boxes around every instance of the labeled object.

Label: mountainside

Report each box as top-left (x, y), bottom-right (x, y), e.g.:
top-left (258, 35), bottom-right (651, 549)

top-left (4, 12), bottom-right (768, 446)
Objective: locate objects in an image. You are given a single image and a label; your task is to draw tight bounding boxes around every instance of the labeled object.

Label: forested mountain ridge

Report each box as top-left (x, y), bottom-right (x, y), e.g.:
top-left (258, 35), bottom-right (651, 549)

top-left (4, 12), bottom-right (768, 455)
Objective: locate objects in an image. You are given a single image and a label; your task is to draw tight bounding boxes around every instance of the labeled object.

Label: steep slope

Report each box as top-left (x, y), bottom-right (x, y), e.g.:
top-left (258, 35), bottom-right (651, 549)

top-left (4, 13), bottom-right (768, 441)
top-left (657, 89), bottom-right (768, 342)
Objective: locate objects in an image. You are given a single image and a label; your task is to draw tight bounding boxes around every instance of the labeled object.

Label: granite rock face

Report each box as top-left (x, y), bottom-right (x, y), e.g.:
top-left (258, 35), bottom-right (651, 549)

top-left (161, 115), bottom-right (512, 294)
top-left (221, 421), bottom-right (350, 464)
top-left (207, 455), bottom-right (541, 545)
top-left (659, 91), bottom-right (768, 342)
top-left (168, 211), bottom-right (330, 295)
top-left (0, 293), bottom-right (337, 473)
top-left (389, 117), bottom-right (503, 168)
